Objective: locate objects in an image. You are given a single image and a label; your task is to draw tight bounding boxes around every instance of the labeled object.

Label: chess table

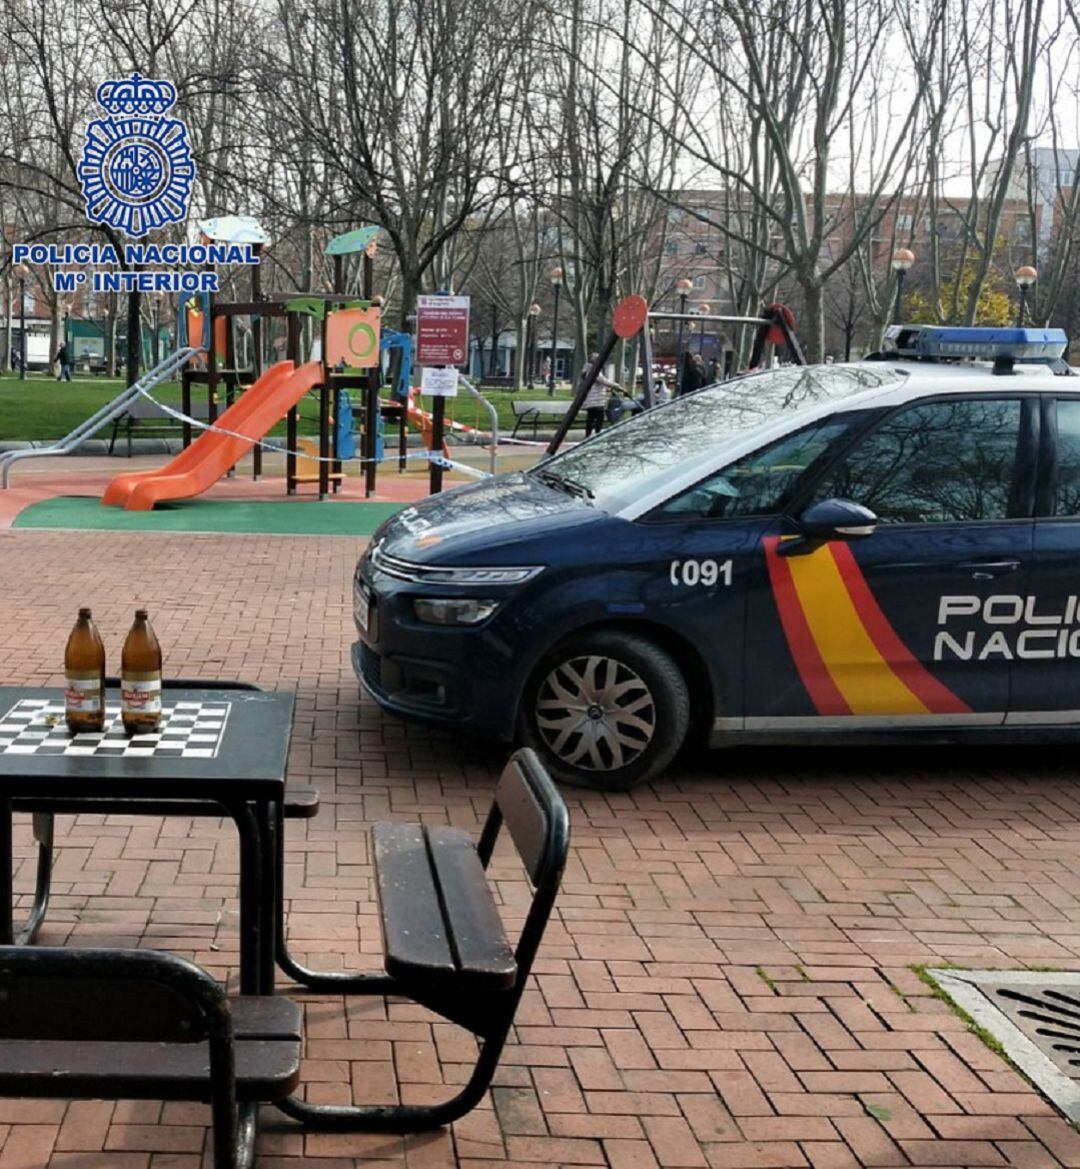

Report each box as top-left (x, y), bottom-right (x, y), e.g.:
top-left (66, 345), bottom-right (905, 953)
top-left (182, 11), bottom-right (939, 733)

top-left (0, 697), bottom-right (232, 759)
top-left (0, 685), bottom-right (294, 994)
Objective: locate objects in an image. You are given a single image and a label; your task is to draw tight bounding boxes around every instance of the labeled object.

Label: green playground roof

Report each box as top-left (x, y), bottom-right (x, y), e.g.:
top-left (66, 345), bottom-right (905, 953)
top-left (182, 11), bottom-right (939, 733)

top-left (325, 226), bottom-right (380, 256)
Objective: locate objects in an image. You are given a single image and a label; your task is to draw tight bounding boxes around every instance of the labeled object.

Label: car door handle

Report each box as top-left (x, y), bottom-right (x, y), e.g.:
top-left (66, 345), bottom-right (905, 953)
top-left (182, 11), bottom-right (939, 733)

top-left (960, 559), bottom-right (1021, 580)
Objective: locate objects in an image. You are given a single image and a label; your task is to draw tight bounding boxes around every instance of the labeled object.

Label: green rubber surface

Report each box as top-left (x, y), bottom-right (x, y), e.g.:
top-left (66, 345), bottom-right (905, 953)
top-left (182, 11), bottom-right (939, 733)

top-left (13, 495), bottom-right (404, 536)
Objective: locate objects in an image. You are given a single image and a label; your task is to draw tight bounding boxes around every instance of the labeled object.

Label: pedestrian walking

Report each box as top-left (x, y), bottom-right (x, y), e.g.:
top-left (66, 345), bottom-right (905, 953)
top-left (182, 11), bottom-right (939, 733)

top-left (54, 342), bottom-right (73, 382)
top-left (583, 352), bottom-right (621, 437)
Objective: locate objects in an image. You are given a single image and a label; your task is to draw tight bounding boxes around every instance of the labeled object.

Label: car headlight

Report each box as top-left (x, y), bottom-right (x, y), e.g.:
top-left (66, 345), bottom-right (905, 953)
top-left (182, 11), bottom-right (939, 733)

top-left (413, 598), bottom-right (501, 626)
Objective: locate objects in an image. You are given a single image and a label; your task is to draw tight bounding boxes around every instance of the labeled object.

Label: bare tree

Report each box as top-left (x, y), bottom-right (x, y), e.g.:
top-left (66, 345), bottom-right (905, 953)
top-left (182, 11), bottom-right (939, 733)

top-left (257, 0), bottom-right (540, 329)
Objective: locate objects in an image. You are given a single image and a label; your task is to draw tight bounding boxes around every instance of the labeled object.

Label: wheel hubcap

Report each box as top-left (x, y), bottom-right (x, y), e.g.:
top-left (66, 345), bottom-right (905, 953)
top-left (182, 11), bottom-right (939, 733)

top-left (535, 654), bottom-right (656, 772)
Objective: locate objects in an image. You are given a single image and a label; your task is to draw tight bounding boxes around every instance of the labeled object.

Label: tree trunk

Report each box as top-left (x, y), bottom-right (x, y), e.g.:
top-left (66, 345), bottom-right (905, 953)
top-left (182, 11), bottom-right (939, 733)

top-left (106, 297), bottom-right (118, 377)
top-left (488, 303), bottom-right (499, 377)
top-left (398, 266), bottom-right (421, 334)
top-left (125, 291), bottom-right (141, 386)
top-left (801, 282), bottom-right (825, 364)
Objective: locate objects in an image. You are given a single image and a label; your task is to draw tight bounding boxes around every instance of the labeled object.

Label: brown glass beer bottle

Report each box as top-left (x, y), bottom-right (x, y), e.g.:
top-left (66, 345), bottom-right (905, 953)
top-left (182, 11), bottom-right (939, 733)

top-left (65, 607), bottom-right (106, 734)
top-left (121, 609), bottom-right (163, 735)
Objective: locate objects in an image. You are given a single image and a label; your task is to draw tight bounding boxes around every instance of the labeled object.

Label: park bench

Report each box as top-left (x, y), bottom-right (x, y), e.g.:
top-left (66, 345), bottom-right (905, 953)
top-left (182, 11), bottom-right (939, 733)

top-left (277, 747), bottom-right (569, 1131)
top-left (109, 397), bottom-right (211, 456)
top-left (12, 679), bottom-right (320, 946)
top-left (510, 398), bottom-right (575, 438)
top-left (0, 945), bottom-right (301, 1169)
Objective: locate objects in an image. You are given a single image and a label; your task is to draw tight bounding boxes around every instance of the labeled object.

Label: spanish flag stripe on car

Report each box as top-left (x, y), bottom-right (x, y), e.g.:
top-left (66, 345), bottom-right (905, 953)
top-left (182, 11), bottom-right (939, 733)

top-left (763, 537), bottom-right (971, 717)
top-left (763, 538), bottom-right (852, 715)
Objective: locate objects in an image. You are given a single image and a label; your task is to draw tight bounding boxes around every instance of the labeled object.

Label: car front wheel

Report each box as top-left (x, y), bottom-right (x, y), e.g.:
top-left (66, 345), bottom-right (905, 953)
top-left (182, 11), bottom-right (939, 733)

top-left (520, 631), bottom-right (690, 790)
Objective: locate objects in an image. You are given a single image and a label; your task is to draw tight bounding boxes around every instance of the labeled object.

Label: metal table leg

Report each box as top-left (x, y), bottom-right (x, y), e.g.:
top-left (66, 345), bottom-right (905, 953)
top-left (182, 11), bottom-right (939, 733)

top-left (0, 796), bottom-right (12, 945)
top-left (269, 797), bottom-right (393, 994)
top-left (229, 802), bottom-right (264, 996)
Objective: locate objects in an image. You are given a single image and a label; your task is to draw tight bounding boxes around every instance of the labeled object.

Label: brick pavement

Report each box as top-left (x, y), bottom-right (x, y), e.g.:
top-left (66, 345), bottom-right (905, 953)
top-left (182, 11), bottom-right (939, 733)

top-left (3, 528), bottom-right (1080, 1167)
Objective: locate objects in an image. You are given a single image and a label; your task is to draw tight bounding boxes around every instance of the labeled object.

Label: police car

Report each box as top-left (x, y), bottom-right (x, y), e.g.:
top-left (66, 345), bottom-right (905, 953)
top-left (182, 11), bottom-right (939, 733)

top-left (354, 326), bottom-right (1080, 789)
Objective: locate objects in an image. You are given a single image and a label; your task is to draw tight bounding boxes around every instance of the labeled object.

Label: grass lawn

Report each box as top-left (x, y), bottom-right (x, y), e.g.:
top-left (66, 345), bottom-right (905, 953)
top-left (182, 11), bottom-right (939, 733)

top-left (0, 372), bottom-right (584, 442)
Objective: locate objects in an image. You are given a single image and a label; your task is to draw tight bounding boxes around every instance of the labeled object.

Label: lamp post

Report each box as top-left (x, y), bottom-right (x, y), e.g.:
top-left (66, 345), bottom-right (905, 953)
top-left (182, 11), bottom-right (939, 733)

top-left (527, 302), bottom-right (541, 388)
top-left (547, 267), bottom-right (563, 396)
top-left (14, 262), bottom-right (30, 380)
top-left (1015, 265), bottom-right (1037, 327)
top-left (891, 248), bottom-right (915, 326)
top-left (674, 277), bottom-right (693, 394)
top-left (697, 302), bottom-right (711, 354)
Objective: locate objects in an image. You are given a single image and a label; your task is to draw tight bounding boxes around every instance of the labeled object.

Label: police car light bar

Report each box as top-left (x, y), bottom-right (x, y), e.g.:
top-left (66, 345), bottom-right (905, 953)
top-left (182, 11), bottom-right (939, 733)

top-left (885, 324), bottom-right (1069, 363)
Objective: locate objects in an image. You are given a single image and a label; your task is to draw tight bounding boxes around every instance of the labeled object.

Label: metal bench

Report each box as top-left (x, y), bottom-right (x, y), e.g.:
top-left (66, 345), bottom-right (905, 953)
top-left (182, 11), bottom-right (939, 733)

top-left (109, 398), bottom-right (211, 456)
top-left (12, 679), bottom-right (319, 947)
top-left (276, 747), bottom-right (569, 1132)
top-left (0, 945), bottom-right (301, 1169)
top-left (510, 399), bottom-right (573, 438)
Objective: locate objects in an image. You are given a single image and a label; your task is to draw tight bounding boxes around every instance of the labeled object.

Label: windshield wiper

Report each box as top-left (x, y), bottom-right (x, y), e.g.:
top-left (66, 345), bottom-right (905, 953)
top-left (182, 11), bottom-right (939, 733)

top-left (533, 467), bottom-right (594, 501)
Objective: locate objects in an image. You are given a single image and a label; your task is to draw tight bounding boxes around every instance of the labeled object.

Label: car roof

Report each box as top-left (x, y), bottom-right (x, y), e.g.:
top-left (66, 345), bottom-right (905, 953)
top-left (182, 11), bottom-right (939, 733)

top-left (853, 358), bottom-right (1069, 400)
top-left (614, 358), bottom-right (1072, 521)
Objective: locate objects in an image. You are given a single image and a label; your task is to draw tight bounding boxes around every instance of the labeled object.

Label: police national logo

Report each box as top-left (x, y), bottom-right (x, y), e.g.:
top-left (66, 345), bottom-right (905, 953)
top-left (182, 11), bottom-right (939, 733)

top-left (78, 73), bottom-right (195, 238)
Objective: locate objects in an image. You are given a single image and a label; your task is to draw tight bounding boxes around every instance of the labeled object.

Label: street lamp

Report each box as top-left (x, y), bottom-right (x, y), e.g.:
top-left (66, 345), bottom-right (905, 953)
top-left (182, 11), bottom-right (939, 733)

top-left (697, 302), bottom-right (711, 354)
top-left (150, 291), bottom-right (164, 366)
top-left (527, 302), bottom-right (541, 388)
top-left (547, 266), bottom-right (563, 397)
top-left (1015, 265), bottom-right (1037, 327)
top-left (675, 277), bottom-right (693, 394)
top-left (891, 248), bottom-right (915, 326)
top-left (14, 262), bottom-right (29, 381)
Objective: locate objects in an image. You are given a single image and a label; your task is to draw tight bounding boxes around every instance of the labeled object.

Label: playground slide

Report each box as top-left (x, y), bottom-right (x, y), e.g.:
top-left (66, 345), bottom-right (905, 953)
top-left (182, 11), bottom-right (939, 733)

top-left (103, 361), bottom-right (324, 511)
top-left (102, 361), bottom-right (295, 506)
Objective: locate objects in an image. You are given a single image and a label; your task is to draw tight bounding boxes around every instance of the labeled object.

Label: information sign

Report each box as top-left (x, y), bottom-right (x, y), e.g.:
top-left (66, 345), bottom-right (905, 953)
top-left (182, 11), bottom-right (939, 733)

top-left (416, 294), bottom-right (469, 366)
top-left (421, 366), bottom-right (459, 397)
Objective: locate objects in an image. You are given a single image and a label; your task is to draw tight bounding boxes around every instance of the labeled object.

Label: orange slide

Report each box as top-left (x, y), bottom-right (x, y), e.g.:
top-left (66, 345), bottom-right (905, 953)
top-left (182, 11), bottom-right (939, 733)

top-left (103, 361), bottom-right (324, 511)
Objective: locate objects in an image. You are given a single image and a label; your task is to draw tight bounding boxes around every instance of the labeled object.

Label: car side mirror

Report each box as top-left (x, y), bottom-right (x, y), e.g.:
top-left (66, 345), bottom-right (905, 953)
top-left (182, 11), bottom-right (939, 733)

top-left (779, 498), bottom-right (877, 556)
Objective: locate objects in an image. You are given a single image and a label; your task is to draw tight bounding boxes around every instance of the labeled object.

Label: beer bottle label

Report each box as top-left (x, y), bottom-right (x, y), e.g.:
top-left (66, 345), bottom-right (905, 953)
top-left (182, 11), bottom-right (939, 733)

top-left (65, 672), bottom-right (102, 713)
top-left (121, 673), bottom-right (162, 716)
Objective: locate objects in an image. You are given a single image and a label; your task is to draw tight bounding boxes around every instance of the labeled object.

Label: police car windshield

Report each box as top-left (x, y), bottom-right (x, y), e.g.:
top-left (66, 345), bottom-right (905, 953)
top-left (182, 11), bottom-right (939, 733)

top-left (533, 365), bottom-right (905, 510)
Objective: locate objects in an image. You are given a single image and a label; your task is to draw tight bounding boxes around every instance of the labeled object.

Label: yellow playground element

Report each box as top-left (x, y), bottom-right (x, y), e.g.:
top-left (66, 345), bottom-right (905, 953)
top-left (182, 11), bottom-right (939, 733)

top-left (294, 436), bottom-right (345, 487)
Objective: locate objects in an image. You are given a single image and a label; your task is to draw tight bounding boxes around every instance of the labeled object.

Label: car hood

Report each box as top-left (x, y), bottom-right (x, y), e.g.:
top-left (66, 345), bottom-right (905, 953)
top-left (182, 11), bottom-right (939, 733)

top-left (374, 473), bottom-right (606, 564)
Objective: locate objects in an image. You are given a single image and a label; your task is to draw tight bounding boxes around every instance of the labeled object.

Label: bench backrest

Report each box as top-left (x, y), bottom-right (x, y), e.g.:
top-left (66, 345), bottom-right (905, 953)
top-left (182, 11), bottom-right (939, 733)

top-left (492, 752), bottom-right (556, 885)
top-left (511, 401), bottom-right (569, 416)
top-left (477, 749), bottom-right (569, 973)
top-left (128, 400), bottom-right (210, 420)
top-left (0, 946), bottom-right (224, 1043)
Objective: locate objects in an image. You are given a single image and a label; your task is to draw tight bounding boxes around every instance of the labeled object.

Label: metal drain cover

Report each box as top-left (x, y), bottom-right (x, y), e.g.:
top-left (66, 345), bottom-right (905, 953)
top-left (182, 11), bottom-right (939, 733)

top-left (928, 968), bottom-right (1080, 1122)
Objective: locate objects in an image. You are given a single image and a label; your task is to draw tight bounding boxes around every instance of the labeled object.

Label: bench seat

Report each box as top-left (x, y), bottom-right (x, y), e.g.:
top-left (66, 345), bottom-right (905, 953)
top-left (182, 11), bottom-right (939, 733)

top-left (373, 822), bottom-right (516, 993)
top-left (510, 400), bottom-right (574, 438)
top-left (0, 996), bottom-right (302, 1100)
top-left (0, 947), bottom-right (302, 1168)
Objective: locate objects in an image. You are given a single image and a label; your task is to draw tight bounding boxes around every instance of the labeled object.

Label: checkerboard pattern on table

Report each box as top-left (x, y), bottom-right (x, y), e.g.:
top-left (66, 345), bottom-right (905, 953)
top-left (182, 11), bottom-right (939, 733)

top-left (0, 699), bottom-right (231, 758)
